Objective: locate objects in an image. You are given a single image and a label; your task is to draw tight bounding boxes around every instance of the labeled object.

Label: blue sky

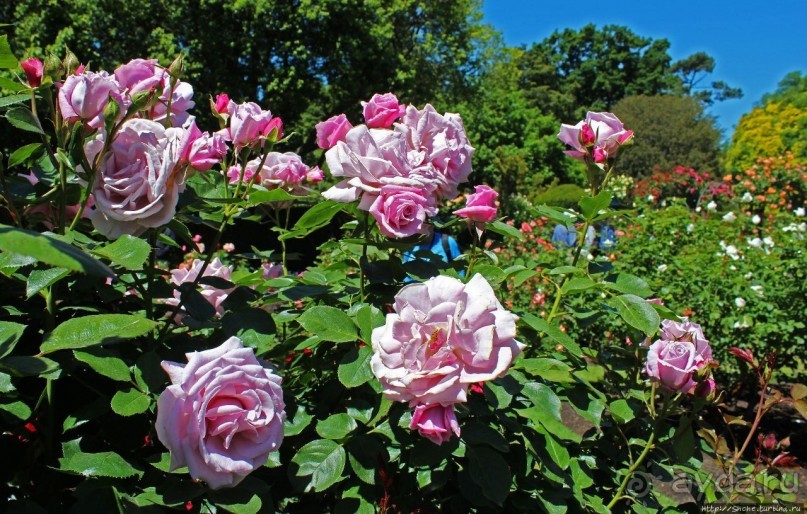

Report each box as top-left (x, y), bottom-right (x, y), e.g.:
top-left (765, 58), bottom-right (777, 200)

top-left (481, 0), bottom-right (807, 137)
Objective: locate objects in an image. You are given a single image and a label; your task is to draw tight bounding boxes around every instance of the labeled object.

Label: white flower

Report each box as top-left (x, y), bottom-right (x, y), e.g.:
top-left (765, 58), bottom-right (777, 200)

top-left (647, 194), bottom-right (655, 202)
top-left (750, 285), bottom-right (764, 296)
top-left (686, 223), bottom-right (695, 233)
top-left (722, 212), bottom-right (737, 222)
top-left (744, 272), bottom-right (753, 279)
top-left (741, 192), bottom-right (753, 203)
top-left (695, 206), bottom-right (702, 213)
top-left (751, 214), bottom-right (761, 224)
top-left (719, 241), bottom-right (740, 260)
top-left (706, 201), bottom-right (717, 212)
top-left (795, 207), bottom-right (805, 217)
top-left (729, 265), bottom-right (737, 271)
top-left (734, 297), bottom-right (746, 308)
top-left (733, 320), bottom-right (750, 329)
top-left (747, 237), bottom-right (763, 249)
top-left (763, 237), bottom-right (774, 246)
top-left (657, 264), bottom-right (668, 272)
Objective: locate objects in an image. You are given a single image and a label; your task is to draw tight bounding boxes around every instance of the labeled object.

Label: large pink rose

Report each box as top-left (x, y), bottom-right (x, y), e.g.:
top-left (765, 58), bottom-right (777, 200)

top-left (156, 337), bottom-right (285, 489)
top-left (362, 93), bottom-right (405, 128)
top-left (397, 104), bottom-right (475, 199)
top-left (225, 101), bottom-right (274, 149)
top-left (371, 274), bottom-right (524, 405)
top-left (179, 120), bottom-right (227, 172)
top-left (114, 58), bottom-right (195, 125)
top-left (315, 114), bottom-right (353, 149)
top-left (249, 152), bottom-right (317, 192)
top-left (87, 118), bottom-right (187, 238)
top-left (557, 111), bottom-right (632, 163)
top-left (409, 403), bottom-right (460, 445)
top-left (645, 337), bottom-right (713, 393)
top-left (322, 125), bottom-right (422, 205)
top-left (369, 185), bottom-right (436, 238)
top-left (164, 258), bottom-right (234, 323)
top-left (453, 185), bottom-right (498, 223)
top-left (58, 71), bottom-right (122, 129)
top-left (660, 318), bottom-right (711, 362)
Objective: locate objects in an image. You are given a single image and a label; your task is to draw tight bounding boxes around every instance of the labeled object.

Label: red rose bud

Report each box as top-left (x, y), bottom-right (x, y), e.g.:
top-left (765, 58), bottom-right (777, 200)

top-left (21, 58), bottom-right (44, 88)
top-left (762, 433), bottom-right (777, 451)
top-left (729, 347), bottom-right (755, 366)
top-left (214, 93), bottom-right (230, 114)
top-left (592, 146), bottom-right (607, 164)
top-left (580, 123), bottom-right (596, 146)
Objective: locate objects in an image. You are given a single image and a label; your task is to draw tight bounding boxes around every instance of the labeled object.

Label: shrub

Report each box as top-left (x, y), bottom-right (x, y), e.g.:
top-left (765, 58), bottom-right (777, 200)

top-left (530, 183), bottom-right (586, 209)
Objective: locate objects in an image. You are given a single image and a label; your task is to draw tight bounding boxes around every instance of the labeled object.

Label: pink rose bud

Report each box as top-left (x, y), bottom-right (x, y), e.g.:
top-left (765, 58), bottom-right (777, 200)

top-left (315, 114), bottom-right (352, 149)
top-left (361, 92), bottom-right (406, 128)
top-left (74, 64), bottom-right (86, 75)
top-left (453, 185), bottom-right (499, 223)
top-left (214, 93), bottom-right (230, 114)
top-left (647, 298), bottom-right (664, 305)
top-left (264, 117), bottom-right (284, 141)
top-left (592, 146), bottom-right (608, 164)
top-left (306, 166), bottom-right (324, 184)
top-left (694, 378), bottom-right (716, 398)
top-left (580, 123), bottom-right (596, 146)
top-left (618, 130), bottom-right (635, 146)
top-left (409, 404), bottom-right (460, 446)
top-left (21, 58), bottom-right (44, 88)
top-left (761, 433), bottom-right (777, 451)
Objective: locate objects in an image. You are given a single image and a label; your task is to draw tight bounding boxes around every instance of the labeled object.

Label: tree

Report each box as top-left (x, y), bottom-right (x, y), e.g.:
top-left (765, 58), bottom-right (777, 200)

top-left (725, 72), bottom-right (807, 171)
top-left (519, 24), bottom-right (740, 124)
top-left (611, 95), bottom-right (721, 177)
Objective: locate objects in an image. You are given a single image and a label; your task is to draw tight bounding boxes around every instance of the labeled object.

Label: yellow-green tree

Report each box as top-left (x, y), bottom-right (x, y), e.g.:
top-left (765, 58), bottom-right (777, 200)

top-left (725, 72), bottom-right (807, 172)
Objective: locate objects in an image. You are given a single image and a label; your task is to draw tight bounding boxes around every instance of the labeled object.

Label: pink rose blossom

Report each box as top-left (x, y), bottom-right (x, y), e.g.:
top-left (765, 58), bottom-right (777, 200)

top-left (179, 120), bottom-right (228, 172)
top-left (315, 114), bottom-right (353, 149)
top-left (244, 152), bottom-right (318, 193)
top-left (645, 332), bottom-right (713, 394)
top-left (114, 58), bottom-right (195, 125)
top-left (409, 404), bottom-right (460, 445)
top-left (371, 274), bottom-right (524, 405)
top-left (557, 111), bottom-right (632, 163)
top-left (214, 93), bottom-right (230, 114)
top-left (660, 318), bottom-right (712, 366)
top-left (226, 101), bottom-right (274, 149)
top-left (226, 164), bottom-right (254, 185)
top-left (164, 258), bottom-right (234, 323)
top-left (453, 185), bottom-right (498, 223)
top-left (156, 337), bottom-right (285, 489)
top-left (306, 167), bottom-right (324, 184)
top-left (362, 92), bottom-right (406, 128)
top-left (264, 117), bottom-right (284, 140)
top-left (58, 71), bottom-right (122, 129)
top-left (694, 378), bottom-right (716, 398)
top-left (262, 262), bottom-right (283, 280)
top-left (86, 118), bottom-right (187, 238)
top-left (21, 58), bottom-right (43, 88)
top-left (369, 185), bottom-right (437, 238)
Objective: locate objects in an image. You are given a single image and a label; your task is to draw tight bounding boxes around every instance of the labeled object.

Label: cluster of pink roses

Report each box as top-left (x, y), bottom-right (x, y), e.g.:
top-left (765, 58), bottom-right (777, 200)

top-left (164, 258), bottom-right (234, 324)
top-left (371, 274), bottom-right (525, 444)
top-left (557, 111), bottom-right (634, 167)
top-left (645, 318), bottom-right (716, 396)
top-left (225, 153), bottom-right (323, 194)
top-left (315, 93), bottom-right (475, 238)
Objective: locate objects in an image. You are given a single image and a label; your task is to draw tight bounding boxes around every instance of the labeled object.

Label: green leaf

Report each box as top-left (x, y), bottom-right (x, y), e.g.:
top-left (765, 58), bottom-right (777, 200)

top-left (337, 345), bottom-right (375, 388)
top-left (285, 405), bottom-right (314, 437)
top-left (603, 273), bottom-right (653, 298)
top-left (179, 286), bottom-right (217, 321)
top-left (7, 143), bottom-right (43, 169)
top-left (6, 106), bottom-right (44, 134)
top-left (247, 188), bottom-right (299, 205)
top-left (0, 400), bottom-right (31, 420)
top-left (0, 93), bottom-right (32, 110)
top-left (281, 201), bottom-right (343, 239)
top-left (549, 265), bottom-right (584, 276)
top-left (520, 313), bottom-right (582, 356)
top-left (578, 190), bottom-right (612, 220)
top-left (354, 304), bottom-right (384, 344)
top-left (0, 372), bottom-right (13, 393)
top-left (790, 384), bottom-right (807, 401)
top-left (0, 35), bottom-right (17, 69)
top-left (0, 356), bottom-right (59, 377)
top-left (59, 441), bottom-right (143, 478)
top-left (0, 224), bottom-right (114, 278)
top-left (41, 314), bottom-right (156, 354)
top-left (316, 414), bottom-right (357, 440)
top-left (92, 235), bottom-right (151, 270)
top-left (461, 422), bottom-right (510, 453)
top-left (111, 388), bottom-right (151, 416)
top-left (291, 439), bottom-right (346, 492)
top-left (0, 320), bottom-right (25, 358)
top-left (0, 77), bottom-right (26, 92)
top-left (74, 348), bottom-right (130, 382)
top-left (210, 476), bottom-right (271, 514)
top-left (297, 306), bottom-right (357, 343)
top-left (609, 399), bottom-right (637, 424)
top-left (487, 220), bottom-right (524, 241)
top-left (533, 204), bottom-right (575, 227)
top-left (609, 294), bottom-right (660, 336)
top-left (26, 267), bottom-right (70, 299)
top-left (346, 437), bottom-right (383, 485)
top-left (533, 424), bottom-right (570, 470)
top-left (520, 358), bottom-right (573, 382)
top-left (560, 276), bottom-right (596, 293)
top-left (520, 383), bottom-right (581, 442)
top-left (467, 446), bottom-right (511, 505)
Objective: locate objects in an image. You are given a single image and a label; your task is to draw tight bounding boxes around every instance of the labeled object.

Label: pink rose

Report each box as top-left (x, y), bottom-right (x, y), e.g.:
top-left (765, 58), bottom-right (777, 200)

top-left (369, 185), bottom-right (436, 238)
top-left (114, 58), bottom-right (164, 96)
top-left (315, 114), bottom-right (353, 149)
top-left (214, 93), bottom-right (230, 114)
top-left (58, 71), bottom-right (122, 129)
top-left (262, 262), bottom-right (283, 279)
top-left (557, 111), bottom-right (632, 164)
top-left (87, 118), bottom-right (187, 238)
top-left (397, 104), bottom-right (475, 199)
top-left (180, 120), bottom-right (227, 172)
top-left (156, 337), bottom-right (285, 489)
top-left (371, 274), bottom-right (524, 405)
top-left (164, 258), bottom-right (234, 323)
top-left (660, 318), bottom-right (712, 367)
top-left (362, 92), bottom-right (406, 128)
top-left (645, 336), bottom-right (713, 393)
top-left (453, 185), bottom-right (498, 223)
top-left (248, 152), bottom-right (317, 192)
top-left (114, 58), bottom-right (195, 125)
top-left (226, 164), bottom-right (254, 185)
top-left (226, 101), bottom-right (274, 149)
top-left (694, 378), bottom-right (716, 399)
top-left (306, 167), bottom-right (324, 184)
top-left (21, 58), bottom-right (43, 88)
top-left (264, 117), bottom-right (283, 141)
top-left (409, 404), bottom-right (460, 445)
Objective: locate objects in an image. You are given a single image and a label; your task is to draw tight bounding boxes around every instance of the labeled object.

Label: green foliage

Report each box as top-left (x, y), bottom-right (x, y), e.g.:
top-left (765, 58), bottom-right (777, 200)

top-left (531, 183), bottom-right (586, 209)
top-left (612, 95), bottom-right (722, 177)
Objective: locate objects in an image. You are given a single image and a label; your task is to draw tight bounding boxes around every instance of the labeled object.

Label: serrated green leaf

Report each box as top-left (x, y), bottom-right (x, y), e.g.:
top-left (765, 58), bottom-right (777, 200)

top-left (285, 405), bottom-right (313, 437)
top-left (74, 348), bottom-right (130, 382)
top-left (579, 190), bottom-right (612, 220)
top-left (0, 400), bottom-right (31, 420)
top-left (609, 399), bottom-right (637, 424)
top-left (0, 320), bottom-right (25, 358)
top-left (0, 224), bottom-right (113, 278)
top-left (520, 313), bottom-right (582, 356)
top-left (7, 143), bottom-right (43, 167)
top-left (59, 443), bottom-right (143, 478)
top-left (338, 346), bottom-right (375, 388)
top-left (92, 235), bottom-right (151, 270)
top-left (6, 106), bottom-right (44, 134)
top-left (26, 267), bottom-right (70, 299)
top-left (603, 273), bottom-right (653, 298)
top-left (297, 306), bottom-right (357, 343)
top-left (281, 200), bottom-right (343, 239)
top-left (0, 355), bottom-right (59, 377)
top-left (41, 314), bottom-right (156, 354)
top-left (609, 294), bottom-right (660, 336)
top-left (316, 414), bottom-right (357, 440)
top-left (467, 446), bottom-right (511, 505)
top-left (0, 36), bottom-right (18, 69)
top-left (291, 439), bottom-right (346, 492)
top-left (487, 220), bottom-right (524, 241)
top-left (111, 388), bottom-right (151, 416)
